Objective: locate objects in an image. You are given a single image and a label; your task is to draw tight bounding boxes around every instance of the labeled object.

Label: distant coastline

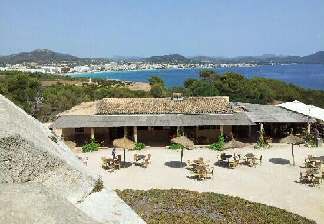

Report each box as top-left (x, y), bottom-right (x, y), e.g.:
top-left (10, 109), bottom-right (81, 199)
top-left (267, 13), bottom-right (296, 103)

top-left (68, 64), bottom-right (324, 90)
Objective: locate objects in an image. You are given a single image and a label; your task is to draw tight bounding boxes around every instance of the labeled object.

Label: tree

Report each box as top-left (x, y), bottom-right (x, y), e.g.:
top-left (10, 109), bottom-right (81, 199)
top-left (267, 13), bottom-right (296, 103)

top-left (150, 84), bottom-right (164, 98)
top-left (148, 76), bottom-right (164, 87)
top-left (199, 69), bottom-right (219, 80)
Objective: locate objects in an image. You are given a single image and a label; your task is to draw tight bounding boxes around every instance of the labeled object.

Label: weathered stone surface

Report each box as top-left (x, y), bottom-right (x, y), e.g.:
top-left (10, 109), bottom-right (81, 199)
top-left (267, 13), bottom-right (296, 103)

top-left (0, 183), bottom-right (100, 224)
top-left (0, 94), bottom-right (145, 224)
top-left (0, 135), bottom-right (64, 183)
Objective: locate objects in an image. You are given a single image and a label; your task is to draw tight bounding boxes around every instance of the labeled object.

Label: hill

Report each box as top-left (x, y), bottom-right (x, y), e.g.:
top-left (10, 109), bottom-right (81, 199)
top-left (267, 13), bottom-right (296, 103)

top-left (300, 51), bottom-right (324, 64)
top-left (0, 49), bottom-right (80, 64)
top-left (145, 54), bottom-right (191, 63)
top-left (1, 49), bottom-right (324, 65)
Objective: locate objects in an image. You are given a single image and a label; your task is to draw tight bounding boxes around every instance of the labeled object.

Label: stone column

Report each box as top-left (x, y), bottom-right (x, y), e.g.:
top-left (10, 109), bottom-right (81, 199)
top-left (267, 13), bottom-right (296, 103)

top-left (133, 126), bottom-right (138, 143)
top-left (260, 123), bottom-right (264, 131)
top-left (90, 128), bottom-right (95, 139)
top-left (307, 123), bottom-right (311, 134)
top-left (124, 126), bottom-right (128, 138)
top-left (220, 125), bottom-right (224, 135)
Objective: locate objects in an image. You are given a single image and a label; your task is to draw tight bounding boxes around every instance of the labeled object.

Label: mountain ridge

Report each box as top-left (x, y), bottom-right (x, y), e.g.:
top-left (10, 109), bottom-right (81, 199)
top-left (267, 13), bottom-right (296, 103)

top-left (0, 49), bottom-right (323, 64)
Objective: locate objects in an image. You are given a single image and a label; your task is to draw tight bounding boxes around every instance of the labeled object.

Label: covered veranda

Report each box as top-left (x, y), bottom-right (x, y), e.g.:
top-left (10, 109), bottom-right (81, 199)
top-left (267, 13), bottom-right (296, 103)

top-left (53, 113), bottom-right (255, 147)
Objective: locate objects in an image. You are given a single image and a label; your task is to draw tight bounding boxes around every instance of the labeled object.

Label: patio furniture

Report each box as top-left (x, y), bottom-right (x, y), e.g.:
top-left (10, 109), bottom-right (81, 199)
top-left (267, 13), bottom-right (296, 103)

top-left (299, 155), bottom-right (324, 186)
top-left (310, 175), bottom-right (321, 187)
top-left (244, 153), bottom-right (260, 167)
top-left (142, 154), bottom-right (151, 168)
top-left (114, 155), bottom-right (122, 170)
top-left (228, 158), bottom-right (240, 169)
top-left (299, 172), bottom-right (309, 183)
top-left (134, 154), bottom-right (151, 168)
top-left (189, 158), bottom-right (213, 180)
top-left (101, 157), bottom-right (115, 171)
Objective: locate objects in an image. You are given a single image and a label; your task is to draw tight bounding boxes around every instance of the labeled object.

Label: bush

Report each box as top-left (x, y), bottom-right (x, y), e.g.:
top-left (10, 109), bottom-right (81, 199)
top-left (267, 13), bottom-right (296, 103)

top-left (209, 134), bottom-right (225, 151)
top-left (91, 176), bottom-right (104, 193)
top-left (134, 142), bottom-right (145, 150)
top-left (254, 128), bottom-right (270, 149)
top-left (304, 133), bottom-right (317, 147)
top-left (168, 143), bottom-right (184, 150)
top-left (82, 138), bottom-right (100, 153)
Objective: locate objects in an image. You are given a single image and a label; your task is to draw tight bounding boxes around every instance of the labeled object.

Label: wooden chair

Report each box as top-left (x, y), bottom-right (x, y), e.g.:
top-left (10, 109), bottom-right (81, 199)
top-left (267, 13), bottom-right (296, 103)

top-left (146, 154), bottom-right (151, 163)
top-left (207, 167), bottom-right (214, 177)
top-left (142, 159), bottom-right (150, 168)
top-left (114, 155), bottom-right (121, 170)
top-left (299, 172), bottom-right (309, 183)
top-left (101, 157), bottom-right (114, 170)
top-left (311, 176), bottom-right (321, 187)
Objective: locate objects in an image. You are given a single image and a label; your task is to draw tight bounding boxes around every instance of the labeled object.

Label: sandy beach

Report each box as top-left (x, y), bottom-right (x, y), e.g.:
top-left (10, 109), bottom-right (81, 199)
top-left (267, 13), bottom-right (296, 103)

top-left (78, 144), bottom-right (324, 223)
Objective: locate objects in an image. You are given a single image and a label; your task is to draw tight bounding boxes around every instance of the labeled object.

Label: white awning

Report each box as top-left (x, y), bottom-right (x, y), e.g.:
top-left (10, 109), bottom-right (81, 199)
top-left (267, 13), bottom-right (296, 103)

top-left (278, 100), bottom-right (324, 122)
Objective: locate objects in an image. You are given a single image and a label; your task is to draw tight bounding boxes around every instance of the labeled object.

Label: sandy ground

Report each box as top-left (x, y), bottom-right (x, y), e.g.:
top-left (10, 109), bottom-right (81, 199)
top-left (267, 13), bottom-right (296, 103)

top-left (127, 82), bottom-right (151, 92)
top-left (79, 144), bottom-right (324, 224)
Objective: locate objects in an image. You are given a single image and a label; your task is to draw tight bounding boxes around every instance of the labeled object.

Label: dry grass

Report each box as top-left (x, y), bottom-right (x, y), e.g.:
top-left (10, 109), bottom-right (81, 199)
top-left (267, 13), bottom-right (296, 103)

top-left (117, 189), bottom-right (315, 224)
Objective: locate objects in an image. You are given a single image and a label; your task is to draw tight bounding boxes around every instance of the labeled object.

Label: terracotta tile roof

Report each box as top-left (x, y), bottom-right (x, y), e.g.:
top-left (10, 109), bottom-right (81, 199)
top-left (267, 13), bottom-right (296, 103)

top-left (96, 97), bottom-right (232, 115)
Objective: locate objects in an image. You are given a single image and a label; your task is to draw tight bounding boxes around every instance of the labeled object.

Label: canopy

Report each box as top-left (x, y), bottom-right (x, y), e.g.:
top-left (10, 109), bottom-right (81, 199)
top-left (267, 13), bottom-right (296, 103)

top-left (278, 100), bottom-right (324, 122)
top-left (171, 136), bottom-right (194, 148)
top-left (279, 134), bottom-right (304, 144)
top-left (224, 139), bottom-right (249, 149)
top-left (113, 137), bottom-right (135, 150)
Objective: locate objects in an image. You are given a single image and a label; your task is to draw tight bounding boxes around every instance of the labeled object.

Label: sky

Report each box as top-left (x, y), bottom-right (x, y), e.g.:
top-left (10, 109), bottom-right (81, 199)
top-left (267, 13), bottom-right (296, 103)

top-left (1, 0), bottom-right (324, 57)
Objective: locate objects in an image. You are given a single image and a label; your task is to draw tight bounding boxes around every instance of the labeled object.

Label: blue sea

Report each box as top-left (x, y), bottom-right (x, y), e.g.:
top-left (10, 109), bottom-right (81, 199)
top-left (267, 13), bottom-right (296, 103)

top-left (70, 64), bottom-right (324, 90)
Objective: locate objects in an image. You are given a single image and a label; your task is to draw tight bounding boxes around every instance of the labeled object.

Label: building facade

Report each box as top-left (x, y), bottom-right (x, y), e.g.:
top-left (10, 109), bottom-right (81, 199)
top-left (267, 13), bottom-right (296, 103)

top-left (52, 97), bottom-right (314, 147)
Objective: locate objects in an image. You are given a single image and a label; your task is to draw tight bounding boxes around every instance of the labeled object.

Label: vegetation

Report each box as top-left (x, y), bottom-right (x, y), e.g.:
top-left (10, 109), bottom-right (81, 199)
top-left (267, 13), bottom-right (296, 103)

top-left (0, 71), bottom-right (148, 121)
top-left (148, 76), bottom-right (166, 97)
top-left (82, 138), bottom-right (100, 153)
top-left (304, 132), bottom-right (317, 148)
top-left (91, 176), bottom-right (104, 193)
top-left (134, 142), bottom-right (146, 151)
top-left (181, 70), bottom-right (324, 108)
top-left (255, 128), bottom-right (270, 149)
top-left (209, 134), bottom-right (225, 151)
top-left (117, 189), bottom-right (315, 224)
top-left (168, 143), bottom-right (184, 150)
top-left (2, 69), bottom-right (324, 123)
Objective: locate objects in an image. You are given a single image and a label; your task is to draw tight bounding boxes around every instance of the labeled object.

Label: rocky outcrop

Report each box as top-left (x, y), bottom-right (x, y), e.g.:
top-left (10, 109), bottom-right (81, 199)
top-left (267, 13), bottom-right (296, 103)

top-left (0, 183), bottom-right (99, 224)
top-left (0, 94), bottom-right (145, 224)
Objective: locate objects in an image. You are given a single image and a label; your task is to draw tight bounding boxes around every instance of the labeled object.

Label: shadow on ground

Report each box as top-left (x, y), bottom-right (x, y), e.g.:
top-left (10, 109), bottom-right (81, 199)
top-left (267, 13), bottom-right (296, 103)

top-left (269, 158), bottom-right (290, 165)
top-left (121, 162), bottom-right (133, 168)
top-left (165, 161), bottom-right (187, 168)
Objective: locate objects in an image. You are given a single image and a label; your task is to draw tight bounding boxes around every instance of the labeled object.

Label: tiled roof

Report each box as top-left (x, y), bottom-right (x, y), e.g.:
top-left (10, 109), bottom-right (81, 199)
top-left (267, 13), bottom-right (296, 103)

top-left (97, 97), bottom-right (232, 115)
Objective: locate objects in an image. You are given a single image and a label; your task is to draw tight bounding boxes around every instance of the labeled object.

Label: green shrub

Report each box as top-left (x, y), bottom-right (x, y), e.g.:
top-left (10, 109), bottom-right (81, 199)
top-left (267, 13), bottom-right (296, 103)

top-left (254, 128), bottom-right (270, 149)
top-left (304, 133), bottom-right (317, 147)
top-left (209, 134), bottom-right (225, 151)
top-left (134, 142), bottom-right (145, 150)
top-left (91, 176), bottom-right (104, 193)
top-left (168, 143), bottom-right (184, 150)
top-left (82, 138), bottom-right (100, 153)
